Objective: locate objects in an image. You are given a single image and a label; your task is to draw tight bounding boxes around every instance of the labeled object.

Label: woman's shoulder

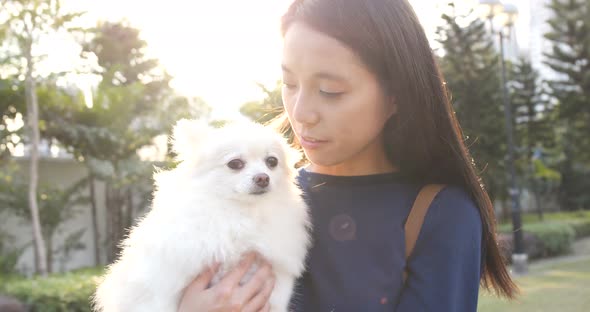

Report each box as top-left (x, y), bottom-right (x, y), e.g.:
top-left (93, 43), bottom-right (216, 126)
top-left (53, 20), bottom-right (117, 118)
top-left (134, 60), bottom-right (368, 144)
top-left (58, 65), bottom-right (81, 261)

top-left (433, 185), bottom-right (479, 212)
top-left (420, 185), bottom-right (483, 239)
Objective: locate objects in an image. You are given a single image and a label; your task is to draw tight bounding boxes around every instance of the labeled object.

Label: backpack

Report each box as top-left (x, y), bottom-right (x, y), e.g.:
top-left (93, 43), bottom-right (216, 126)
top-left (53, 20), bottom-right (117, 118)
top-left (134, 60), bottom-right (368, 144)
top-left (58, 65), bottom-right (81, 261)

top-left (403, 184), bottom-right (446, 283)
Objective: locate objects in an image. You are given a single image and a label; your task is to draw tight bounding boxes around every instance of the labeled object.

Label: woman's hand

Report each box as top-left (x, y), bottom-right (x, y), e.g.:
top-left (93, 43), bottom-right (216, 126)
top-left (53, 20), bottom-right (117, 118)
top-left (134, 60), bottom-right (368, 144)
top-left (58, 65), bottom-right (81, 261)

top-left (178, 252), bottom-right (276, 312)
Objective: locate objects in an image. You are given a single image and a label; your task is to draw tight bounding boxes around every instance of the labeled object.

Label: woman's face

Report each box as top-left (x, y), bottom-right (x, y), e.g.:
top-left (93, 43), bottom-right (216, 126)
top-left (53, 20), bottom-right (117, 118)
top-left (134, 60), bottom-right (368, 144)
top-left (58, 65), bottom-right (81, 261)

top-left (281, 22), bottom-right (396, 175)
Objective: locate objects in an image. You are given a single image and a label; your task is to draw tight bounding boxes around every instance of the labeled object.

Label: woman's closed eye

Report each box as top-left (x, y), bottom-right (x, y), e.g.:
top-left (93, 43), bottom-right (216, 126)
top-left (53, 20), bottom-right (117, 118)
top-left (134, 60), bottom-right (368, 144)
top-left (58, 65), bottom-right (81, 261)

top-left (320, 90), bottom-right (344, 98)
top-left (282, 81), bottom-right (344, 98)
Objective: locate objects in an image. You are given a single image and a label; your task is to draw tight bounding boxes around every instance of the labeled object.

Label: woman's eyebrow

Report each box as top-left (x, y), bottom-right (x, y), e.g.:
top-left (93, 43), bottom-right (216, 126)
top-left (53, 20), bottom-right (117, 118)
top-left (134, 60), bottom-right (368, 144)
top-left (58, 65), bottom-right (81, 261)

top-left (282, 64), bottom-right (347, 82)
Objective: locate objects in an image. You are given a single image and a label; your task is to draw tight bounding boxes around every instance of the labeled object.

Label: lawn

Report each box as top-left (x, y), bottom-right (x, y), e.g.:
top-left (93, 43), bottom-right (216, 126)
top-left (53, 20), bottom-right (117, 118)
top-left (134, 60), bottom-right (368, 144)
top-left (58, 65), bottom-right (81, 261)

top-left (478, 258), bottom-right (590, 311)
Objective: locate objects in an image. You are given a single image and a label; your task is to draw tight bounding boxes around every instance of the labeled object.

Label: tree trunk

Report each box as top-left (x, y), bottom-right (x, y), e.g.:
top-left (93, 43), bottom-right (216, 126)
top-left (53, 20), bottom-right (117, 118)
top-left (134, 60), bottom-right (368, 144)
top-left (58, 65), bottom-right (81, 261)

top-left (89, 174), bottom-right (101, 265)
top-left (531, 176), bottom-right (544, 221)
top-left (527, 100), bottom-right (543, 221)
top-left (114, 186), bottom-right (123, 259)
top-left (105, 184), bottom-right (114, 263)
top-left (105, 183), bottom-right (124, 263)
top-left (501, 202), bottom-right (511, 223)
top-left (25, 40), bottom-right (48, 277)
top-left (45, 233), bottom-right (53, 273)
top-left (126, 187), bottom-right (134, 229)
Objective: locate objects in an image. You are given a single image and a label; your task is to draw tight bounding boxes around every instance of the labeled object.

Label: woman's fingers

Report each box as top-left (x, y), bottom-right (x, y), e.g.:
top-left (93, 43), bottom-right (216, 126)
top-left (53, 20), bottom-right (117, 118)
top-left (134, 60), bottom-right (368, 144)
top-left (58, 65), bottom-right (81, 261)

top-left (215, 252), bottom-right (258, 295)
top-left (190, 262), bottom-right (220, 291)
top-left (241, 268), bottom-right (275, 312)
top-left (236, 261), bottom-right (274, 304)
top-left (258, 302), bottom-right (271, 312)
top-left (178, 263), bottom-right (220, 312)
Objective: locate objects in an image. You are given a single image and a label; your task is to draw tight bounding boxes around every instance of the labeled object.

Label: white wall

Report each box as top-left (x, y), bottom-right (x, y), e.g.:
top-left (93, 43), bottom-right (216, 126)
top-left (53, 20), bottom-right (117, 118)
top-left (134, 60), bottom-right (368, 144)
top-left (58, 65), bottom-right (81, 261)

top-left (2, 156), bottom-right (110, 275)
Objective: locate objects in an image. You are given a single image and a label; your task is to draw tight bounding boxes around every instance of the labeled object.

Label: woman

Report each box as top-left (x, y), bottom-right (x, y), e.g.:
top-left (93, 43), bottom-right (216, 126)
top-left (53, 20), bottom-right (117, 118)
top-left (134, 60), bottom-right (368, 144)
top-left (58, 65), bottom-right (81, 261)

top-left (179, 0), bottom-right (518, 311)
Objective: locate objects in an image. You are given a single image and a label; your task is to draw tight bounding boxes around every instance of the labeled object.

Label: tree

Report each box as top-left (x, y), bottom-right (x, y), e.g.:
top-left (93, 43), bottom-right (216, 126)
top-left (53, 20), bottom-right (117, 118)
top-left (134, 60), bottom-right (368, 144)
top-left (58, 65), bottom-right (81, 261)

top-left (544, 0), bottom-right (590, 210)
top-left (82, 21), bottom-right (173, 107)
top-left (509, 56), bottom-right (559, 219)
top-left (0, 0), bottom-right (84, 276)
top-left (240, 81), bottom-right (284, 124)
top-left (0, 79), bottom-right (24, 160)
top-left (41, 80), bottom-right (162, 264)
top-left (43, 21), bottom-right (210, 263)
top-left (0, 161), bottom-right (89, 273)
top-left (436, 6), bottom-right (507, 204)
top-left (510, 57), bottom-right (555, 160)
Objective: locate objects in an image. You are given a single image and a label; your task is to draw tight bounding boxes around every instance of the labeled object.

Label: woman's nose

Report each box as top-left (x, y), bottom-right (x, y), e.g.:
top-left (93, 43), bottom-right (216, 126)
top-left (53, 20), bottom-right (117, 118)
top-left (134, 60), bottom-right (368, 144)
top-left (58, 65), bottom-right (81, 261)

top-left (292, 92), bottom-right (320, 126)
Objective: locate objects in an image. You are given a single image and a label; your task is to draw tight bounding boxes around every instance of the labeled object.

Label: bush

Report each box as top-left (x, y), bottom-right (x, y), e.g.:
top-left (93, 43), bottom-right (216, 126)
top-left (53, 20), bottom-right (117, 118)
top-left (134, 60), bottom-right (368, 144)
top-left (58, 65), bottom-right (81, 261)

top-left (498, 210), bottom-right (590, 251)
top-left (497, 231), bottom-right (545, 261)
top-left (525, 222), bottom-right (575, 256)
top-left (0, 267), bottom-right (103, 312)
top-left (561, 219), bottom-right (590, 238)
top-left (523, 210), bottom-right (590, 222)
top-left (498, 222), bottom-right (576, 260)
top-left (0, 230), bottom-right (26, 276)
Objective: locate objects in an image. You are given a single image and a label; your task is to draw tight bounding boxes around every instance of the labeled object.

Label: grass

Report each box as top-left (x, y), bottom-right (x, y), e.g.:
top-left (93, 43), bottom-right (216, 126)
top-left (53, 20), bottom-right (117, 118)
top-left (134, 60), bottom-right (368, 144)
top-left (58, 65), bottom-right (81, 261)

top-left (499, 210), bottom-right (590, 227)
top-left (478, 258), bottom-right (590, 312)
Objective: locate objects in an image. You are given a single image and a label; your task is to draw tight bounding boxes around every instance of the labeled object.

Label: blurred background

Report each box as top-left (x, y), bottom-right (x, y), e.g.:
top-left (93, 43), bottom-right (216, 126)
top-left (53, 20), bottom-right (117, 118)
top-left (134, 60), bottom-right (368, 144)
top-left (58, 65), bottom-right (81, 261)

top-left (0, 0), bottom-right (589, 311)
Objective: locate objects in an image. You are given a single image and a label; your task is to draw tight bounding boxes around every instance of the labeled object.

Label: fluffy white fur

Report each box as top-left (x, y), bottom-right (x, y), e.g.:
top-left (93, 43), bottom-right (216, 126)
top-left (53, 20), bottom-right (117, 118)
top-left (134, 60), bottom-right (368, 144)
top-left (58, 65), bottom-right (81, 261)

top-left (93, 119), bottom-right (311, 312)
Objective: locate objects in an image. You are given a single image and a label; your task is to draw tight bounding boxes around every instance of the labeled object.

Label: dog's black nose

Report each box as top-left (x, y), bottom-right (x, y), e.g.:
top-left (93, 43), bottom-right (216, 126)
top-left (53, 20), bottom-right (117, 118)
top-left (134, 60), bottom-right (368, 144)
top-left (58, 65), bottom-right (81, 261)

top-left (253, 173), bottom-right (269, 188)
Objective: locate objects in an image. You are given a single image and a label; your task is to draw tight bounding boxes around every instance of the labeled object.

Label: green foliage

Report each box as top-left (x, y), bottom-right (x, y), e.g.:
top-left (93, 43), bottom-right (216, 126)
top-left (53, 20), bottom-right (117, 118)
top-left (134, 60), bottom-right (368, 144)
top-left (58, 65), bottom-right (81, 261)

top-left (559, 162), bottom-right (590, 210)
top-left (519, 210), bottom-right (590, 223)
top-left (42, 81), bottom-right (158, 161)
top-left (83, 22), bottom-right (164, 87)
top-left (532, 159), bottom-right (561, 181)
top-left (0, 161), bottom-right (89, 272)
top-left (1, 0), bottom-right (88, 276)
top-left (544, 0), bottom-right (590, 137)
top-left (0, 0), bottom-right (85, 74)
top-left (0, 79), bottom-right (24, 160)
top-left (82, 21), bottom-right (174, 113)
top-left (0, 229), bottom-right (26, 277)
top-left (525, 222), bottom-right (575, 256)
top-left (508, 56), bottom-right (561, 218)
top-left (42, 21), bottom-right (208, 164)
top-left (510, 57), bottom-right (555, 157)
top-left (499, 211), bottom-right (590, 257)
top-left (0, 268), bottom-right (103, 312)
top-left (478, 258), bottom-right (590, 311)
top-left (436, 6), bottom-right (506, 200)
top-left (563, 219), bottom-right (590, 238)
top-left (500, 222), bottom-right (574, 256)
top-left (240, 81), bottom-right (284, 124)
top-left (48, 21), bottom-right (211, 262)
top-left (544, 0), bottom-right (590, 209)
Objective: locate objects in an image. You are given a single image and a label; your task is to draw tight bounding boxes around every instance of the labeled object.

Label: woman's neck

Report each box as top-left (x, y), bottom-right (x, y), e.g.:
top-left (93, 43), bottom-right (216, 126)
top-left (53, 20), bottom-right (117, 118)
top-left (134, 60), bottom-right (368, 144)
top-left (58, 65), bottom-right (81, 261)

top-left (306, 138), bottom-right (397, 176)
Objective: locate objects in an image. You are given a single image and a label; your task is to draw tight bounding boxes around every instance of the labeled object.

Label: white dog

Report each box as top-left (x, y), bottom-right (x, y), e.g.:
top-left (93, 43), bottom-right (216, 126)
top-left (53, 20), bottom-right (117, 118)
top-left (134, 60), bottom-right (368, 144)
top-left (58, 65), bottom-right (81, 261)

top-left (93, 119), bottom-right (311, 312)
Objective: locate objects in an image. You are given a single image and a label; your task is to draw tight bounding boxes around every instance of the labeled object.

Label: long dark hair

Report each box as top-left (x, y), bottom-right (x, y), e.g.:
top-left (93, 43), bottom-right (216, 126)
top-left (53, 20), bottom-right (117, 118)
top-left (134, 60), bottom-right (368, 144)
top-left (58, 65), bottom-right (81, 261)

top-left (276, 0), bottom-right (518, 299)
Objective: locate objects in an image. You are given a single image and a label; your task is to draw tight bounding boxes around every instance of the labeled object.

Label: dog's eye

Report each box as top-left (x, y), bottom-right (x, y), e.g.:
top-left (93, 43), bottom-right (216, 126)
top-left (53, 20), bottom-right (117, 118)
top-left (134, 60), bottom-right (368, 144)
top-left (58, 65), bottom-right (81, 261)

top-left (266, 156), bottom-right (278, 168)
top-left (227, 159), bottom-right (245, 170)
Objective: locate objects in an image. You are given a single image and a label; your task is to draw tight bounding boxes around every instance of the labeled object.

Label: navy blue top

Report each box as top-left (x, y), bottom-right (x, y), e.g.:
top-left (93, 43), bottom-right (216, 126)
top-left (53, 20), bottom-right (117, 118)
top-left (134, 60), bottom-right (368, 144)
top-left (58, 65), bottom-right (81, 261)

top-left (289, 169), bottom-right (483, 312)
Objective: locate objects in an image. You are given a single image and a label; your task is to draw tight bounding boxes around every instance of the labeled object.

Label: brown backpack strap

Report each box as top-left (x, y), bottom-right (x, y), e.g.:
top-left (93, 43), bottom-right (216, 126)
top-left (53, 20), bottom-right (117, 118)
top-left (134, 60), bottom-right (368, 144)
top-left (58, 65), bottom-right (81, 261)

top-left (403, 184), bottom-right (446, 283)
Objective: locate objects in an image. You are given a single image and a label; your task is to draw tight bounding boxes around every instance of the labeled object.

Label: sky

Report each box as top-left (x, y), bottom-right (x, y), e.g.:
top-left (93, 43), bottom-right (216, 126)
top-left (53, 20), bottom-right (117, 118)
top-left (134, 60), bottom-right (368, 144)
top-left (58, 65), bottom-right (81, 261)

top-left (49, 0), bottom-right (529, 120)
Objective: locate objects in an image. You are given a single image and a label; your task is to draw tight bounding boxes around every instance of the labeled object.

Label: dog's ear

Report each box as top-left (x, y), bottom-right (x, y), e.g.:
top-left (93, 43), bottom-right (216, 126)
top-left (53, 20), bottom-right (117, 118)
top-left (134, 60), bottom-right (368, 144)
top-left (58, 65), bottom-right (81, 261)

top-left (170, 118), bottom-right (210, 161)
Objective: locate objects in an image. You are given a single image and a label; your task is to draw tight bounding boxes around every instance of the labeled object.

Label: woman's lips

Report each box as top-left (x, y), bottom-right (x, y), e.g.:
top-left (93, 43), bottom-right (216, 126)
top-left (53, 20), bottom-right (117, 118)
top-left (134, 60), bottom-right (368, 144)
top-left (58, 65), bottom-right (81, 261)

top-left (299, 136), bottom-right (329, 150)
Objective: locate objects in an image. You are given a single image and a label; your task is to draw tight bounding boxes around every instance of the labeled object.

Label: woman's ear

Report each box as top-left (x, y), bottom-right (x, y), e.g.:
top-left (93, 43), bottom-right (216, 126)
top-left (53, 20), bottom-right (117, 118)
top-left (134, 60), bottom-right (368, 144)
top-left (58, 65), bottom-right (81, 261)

top-left (387, 96), bottom-right (398, 118)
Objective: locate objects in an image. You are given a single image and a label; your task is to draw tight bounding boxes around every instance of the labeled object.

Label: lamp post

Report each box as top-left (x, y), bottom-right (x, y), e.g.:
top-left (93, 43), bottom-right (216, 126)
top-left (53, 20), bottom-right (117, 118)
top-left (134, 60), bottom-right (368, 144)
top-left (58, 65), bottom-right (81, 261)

top-left (478, 0), bottom-right (528, 275)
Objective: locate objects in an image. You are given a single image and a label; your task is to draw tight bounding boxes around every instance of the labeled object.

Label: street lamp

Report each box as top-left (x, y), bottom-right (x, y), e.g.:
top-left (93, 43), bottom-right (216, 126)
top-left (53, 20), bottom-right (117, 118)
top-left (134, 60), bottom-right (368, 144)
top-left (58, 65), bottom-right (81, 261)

top-left (479, 0), bottom-right (505, 19)
top-left (478, 0), bottom-right (528, 275)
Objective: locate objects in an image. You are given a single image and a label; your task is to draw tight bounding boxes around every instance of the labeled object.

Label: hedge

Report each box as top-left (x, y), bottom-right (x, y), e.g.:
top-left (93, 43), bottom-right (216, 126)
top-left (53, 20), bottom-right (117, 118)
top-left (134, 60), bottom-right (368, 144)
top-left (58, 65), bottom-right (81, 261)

top-left (498, 211), bottom-right (590, 260)
top-left (0, 267), bottom-right (102, 312)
